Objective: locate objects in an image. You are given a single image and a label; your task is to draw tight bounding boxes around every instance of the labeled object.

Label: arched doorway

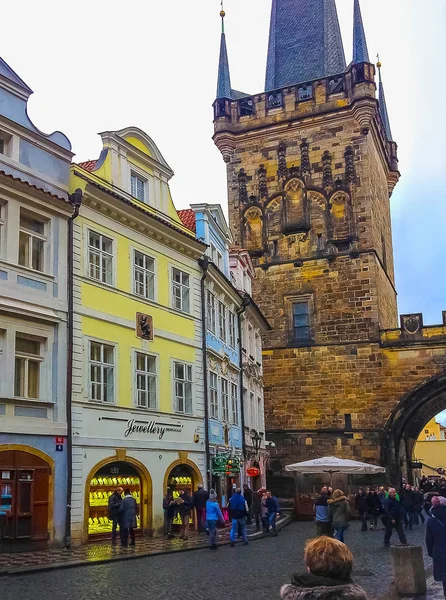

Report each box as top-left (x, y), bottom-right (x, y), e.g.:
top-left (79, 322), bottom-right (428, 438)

top-left (84, 457), bottom-right (152, 542)
top-left (381, 374), bottom-right (446, 484)
top-left (0, 446), bottom-right (53, 545)
top-left (164, 460), bottom-right (202, 531)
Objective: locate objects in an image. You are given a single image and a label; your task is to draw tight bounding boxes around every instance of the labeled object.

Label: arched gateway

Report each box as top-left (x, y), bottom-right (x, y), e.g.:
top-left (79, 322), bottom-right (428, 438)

top-left (382, 374), bottom-right (446, 484)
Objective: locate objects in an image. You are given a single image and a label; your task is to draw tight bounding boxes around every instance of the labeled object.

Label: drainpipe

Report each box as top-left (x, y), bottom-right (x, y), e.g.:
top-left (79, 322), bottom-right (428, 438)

top-left (65, 188), bottom-right (83, 549)
top-left (198, 256), bottom-right (211, 489)
top-left (237, 295), bottom-right (251, 466)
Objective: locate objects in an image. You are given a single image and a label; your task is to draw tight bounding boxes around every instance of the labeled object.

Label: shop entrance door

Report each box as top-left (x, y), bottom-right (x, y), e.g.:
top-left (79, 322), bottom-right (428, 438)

top-left (0, 451), bottom-right (50, 544)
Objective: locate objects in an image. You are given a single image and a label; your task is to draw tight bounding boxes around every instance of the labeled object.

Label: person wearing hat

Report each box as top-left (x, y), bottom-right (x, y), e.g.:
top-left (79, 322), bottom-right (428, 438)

top-left (193, 483), bottom-right (209, 533)
top-left (426, 495), bottom-right (446, 598)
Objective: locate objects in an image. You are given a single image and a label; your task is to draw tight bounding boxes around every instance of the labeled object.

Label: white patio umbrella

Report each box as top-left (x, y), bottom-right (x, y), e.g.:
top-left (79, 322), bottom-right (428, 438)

top-left (285, 456), bottom-right (386, 486)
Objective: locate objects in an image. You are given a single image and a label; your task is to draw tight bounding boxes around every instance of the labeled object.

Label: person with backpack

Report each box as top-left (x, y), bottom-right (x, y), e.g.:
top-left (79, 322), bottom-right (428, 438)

top-left (426, 496), bottom-right (446, 598)
top-left (108, 486), bottom-right (123, 545)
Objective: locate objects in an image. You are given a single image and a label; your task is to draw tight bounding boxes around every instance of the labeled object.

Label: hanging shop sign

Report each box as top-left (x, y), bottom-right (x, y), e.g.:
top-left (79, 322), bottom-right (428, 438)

top-left (246, 467), bottom-right (260, 477)
top-left (212, 455), bottom-right (241, 476)
top-left (136, 313), bottom-right (153, 341)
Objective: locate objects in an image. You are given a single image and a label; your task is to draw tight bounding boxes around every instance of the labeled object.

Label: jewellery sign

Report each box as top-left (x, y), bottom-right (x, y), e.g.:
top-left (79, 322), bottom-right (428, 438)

top-left (97, 415), bottom-right (184, 440)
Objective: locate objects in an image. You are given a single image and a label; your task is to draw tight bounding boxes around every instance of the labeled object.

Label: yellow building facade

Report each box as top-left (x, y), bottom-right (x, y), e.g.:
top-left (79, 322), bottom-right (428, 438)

top-left (69, 127), bottom-right (206, 544)
top-left (414, 417), bottom-right (446, 477)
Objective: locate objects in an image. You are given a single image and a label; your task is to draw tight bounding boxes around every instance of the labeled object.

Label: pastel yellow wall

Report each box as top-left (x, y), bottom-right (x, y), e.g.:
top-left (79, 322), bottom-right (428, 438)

top-left (417, 418), bottom-right (446, 441)
top-left (413, 440), bottom-right (446, 476)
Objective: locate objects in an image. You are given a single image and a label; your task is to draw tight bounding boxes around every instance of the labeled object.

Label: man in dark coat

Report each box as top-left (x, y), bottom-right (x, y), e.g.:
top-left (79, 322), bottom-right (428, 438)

top-left (412, 487), bottom-right (425, 525)
top-left (178, 489), bottom-right (193, 540)
top-left (426, 496), bottom-right (446, 598)
top-left (383, 488), bottom-right (407, 547)
top-left (119, 488), bottom-right (138, 547)
top-left (193, 484), bottom-right (209, 533)
top-left (252, 487), bottom-right (266, 531)
top-left (163, 490), bottom-right (176, 538)
top-left (108, 486), bottom-right (123, 545)
top-left (243, 484), bottom-right (254, 524)
top-left (400, 484), bottom-right (415, 530)
top-left (354, 488), bottom-right (369, 532)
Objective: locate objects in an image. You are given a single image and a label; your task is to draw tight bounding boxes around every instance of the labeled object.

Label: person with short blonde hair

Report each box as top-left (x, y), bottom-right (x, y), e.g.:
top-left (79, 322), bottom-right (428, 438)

top-left (280, 536), bottom-right (368, 600)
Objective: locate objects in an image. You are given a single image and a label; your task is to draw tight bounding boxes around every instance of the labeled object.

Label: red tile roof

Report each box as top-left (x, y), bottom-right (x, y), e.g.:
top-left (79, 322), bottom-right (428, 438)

top-left (77, 159), bottom-right (97, 172)
top-left (177, 209), bottom-right (196, 233)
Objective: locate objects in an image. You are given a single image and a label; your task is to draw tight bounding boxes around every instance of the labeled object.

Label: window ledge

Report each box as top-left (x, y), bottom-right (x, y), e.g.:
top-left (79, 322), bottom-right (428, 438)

top-left (0, 396), bottom-right (54, 407)
top-left (0, 259), bottom-right (55, 282)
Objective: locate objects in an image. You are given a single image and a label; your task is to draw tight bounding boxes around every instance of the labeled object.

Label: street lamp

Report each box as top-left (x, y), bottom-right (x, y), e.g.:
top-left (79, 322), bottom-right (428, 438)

top-left (250, 429), bottom-right (264, 455)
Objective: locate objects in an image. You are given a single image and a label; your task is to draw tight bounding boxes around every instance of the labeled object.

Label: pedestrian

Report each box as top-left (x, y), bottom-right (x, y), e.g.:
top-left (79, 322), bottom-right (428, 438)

top-left (412, 487), bottom-right (425, 525)
top-left (261, 490), bottom-right (269, 532)
top-left (206, 489), bottom-right (225, 550)
top-left (266, 490), bottom-right (280, 536)
top-left (108, 486), bottom-right (123, 545)
top-left (400, 484), bottom-right (415, 530)
top-left (163, 489), bottom-right (175, 538)
top-left (426, 496), bottom-right (446, 599)
top-left (177, 488), bottom-right (193, 540)
top-left (280, 536), bottom-right (368, 600)
top-left (354, 488), bottom-right (369, 532)
top-left (367, 488), bottom-right (381, 530)
top-left (228, 487), bottom-right (249, 547)
top-left (252, 487), bottom-right (266, 531)
top-left (383, 487), bottom-right (407, 547)
top-left (315, 486), bottom-right (332, 537)
top-left (328, 489), bottom-right (351, 544)
top-left (193, 483), bottom-right (209, 533)
top-left (119, 488), bottom-right (138, 547)
top-left (243, 483), bottom-right (253, 524)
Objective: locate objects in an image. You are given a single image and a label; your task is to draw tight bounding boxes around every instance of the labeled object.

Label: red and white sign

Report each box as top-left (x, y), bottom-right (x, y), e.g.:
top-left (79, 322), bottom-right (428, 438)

top-left (246, 467), bottom-right (260, 477)
top-left (55, 436), bottom-right (65, 444)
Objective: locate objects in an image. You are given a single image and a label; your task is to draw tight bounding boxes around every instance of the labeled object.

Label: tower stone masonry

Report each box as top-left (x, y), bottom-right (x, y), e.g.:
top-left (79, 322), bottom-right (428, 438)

top-left (213, 0), bottom-right (446, 488)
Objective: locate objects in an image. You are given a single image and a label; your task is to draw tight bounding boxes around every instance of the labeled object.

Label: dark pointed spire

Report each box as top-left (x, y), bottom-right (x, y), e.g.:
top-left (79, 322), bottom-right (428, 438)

top-left (353, 0), bottom-right (370, 63)
top-left (377, 57), bottom-right (393, 141)
top-left (265, 0), bottom-right (346, 91)
top-left (216, 5), bottom-right (232, 100)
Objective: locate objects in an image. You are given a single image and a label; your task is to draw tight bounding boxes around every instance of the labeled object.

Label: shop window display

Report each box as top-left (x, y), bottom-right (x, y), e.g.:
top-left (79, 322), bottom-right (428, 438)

top-left (167, 465), bottom-right (194, 527)
top-left (88, 462), bottom-right (141, 539)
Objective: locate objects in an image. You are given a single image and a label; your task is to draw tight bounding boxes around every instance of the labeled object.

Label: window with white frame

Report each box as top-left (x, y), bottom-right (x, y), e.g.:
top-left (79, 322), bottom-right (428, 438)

top-left (88, 231), bottom-right (113, 284)
top-left (18, 212), bottom-right (46, 272)
top-left (218, 301), bottom-right (227, 342)
top-left (207, 291), bottom-right (216, 333)
top-left (229, 311), bottom-right (237, 348)
top-left (174, 361), bottom-right (193, 414)
top-left (134, 251), bottom-right (155, 300)
top-left (172, 268), bottom-right (190, 313)
top-left (250, 391), bottom-right (255, 428)
top-left (131, 172), bottom-right (146, 203)
top-left (14, 335), bottom-right (42, 399)
top-left (257, 397), bottom-right (263, 432)
top-left (248, 324), bottom-right (254, 359)
top-left (0, 203), bottom-right (5, 254)
top-left (89, 341), bottom-right (115, 403)
top-left (255, 332), bottom-right (262, 364)
top-left (221, 377), bottom-right (229, 422)
top-left (135, 352), bottom-right (156, 409)
top-left (209, 371), bottom-right (218, 419)
top-left (231, 382), bottom-right (239, 425)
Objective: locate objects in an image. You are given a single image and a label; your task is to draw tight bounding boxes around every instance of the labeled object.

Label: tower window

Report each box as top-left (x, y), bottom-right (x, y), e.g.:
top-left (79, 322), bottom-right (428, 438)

top-left (268, 92), bottom-right (283, 109)
top-left (240, 98), bottom-right (254, 117)
top-left (344, 414), bottom-right (352, 430)
top-left (297, 85), bottom-right (312, 101)
top-left (292, 301), bottom-right (311, 341)
top-left (381, 234), bottom-right (387, 272)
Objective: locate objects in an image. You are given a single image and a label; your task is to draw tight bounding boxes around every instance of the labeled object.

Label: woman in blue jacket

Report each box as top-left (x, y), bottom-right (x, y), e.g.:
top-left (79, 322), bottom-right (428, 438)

top-left (426, 496), bottom-right (446, 598)
top-left (206, 489), bottom-right (225, 550)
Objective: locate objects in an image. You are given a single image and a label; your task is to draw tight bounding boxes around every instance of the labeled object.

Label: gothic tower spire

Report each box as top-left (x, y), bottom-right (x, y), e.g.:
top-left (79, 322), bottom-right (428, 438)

top-left (265, 0), bottom-right (346, 91)
top-left (216, 6), bottom-right (232, 99)
top-left (377, 58), bottom-right (393, 141)
top-left (352, 0), bottom-right (370, 63)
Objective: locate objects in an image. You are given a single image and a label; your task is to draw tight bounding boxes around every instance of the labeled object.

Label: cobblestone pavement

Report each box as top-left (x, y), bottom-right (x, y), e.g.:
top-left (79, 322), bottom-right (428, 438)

top-left (0, 520), bottom-right (439, 600)
top-left (0, 517), bottom-right (289, 574)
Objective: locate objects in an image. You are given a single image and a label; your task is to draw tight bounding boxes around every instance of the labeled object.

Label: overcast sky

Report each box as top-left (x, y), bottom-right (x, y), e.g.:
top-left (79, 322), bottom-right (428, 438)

top-left (2, 1), bottom-right (445, 424)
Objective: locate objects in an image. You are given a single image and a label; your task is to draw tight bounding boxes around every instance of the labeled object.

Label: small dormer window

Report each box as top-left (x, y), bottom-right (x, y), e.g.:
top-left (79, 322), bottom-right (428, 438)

top-left (0, 139), bottom-right (4, 155)
top-left (131, 172), bottom-right (146, 203)
top-left (0, 131), bottom-right (12, 157)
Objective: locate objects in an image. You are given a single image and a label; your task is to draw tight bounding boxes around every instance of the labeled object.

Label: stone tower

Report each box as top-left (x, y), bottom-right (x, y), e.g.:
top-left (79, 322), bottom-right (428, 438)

top-left (212, 0), bottom-right (409, 484)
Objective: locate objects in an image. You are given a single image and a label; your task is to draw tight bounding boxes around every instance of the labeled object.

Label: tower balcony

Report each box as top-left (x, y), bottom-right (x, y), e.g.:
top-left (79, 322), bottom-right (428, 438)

top-left (213, 62), bottom-right (398, 172)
